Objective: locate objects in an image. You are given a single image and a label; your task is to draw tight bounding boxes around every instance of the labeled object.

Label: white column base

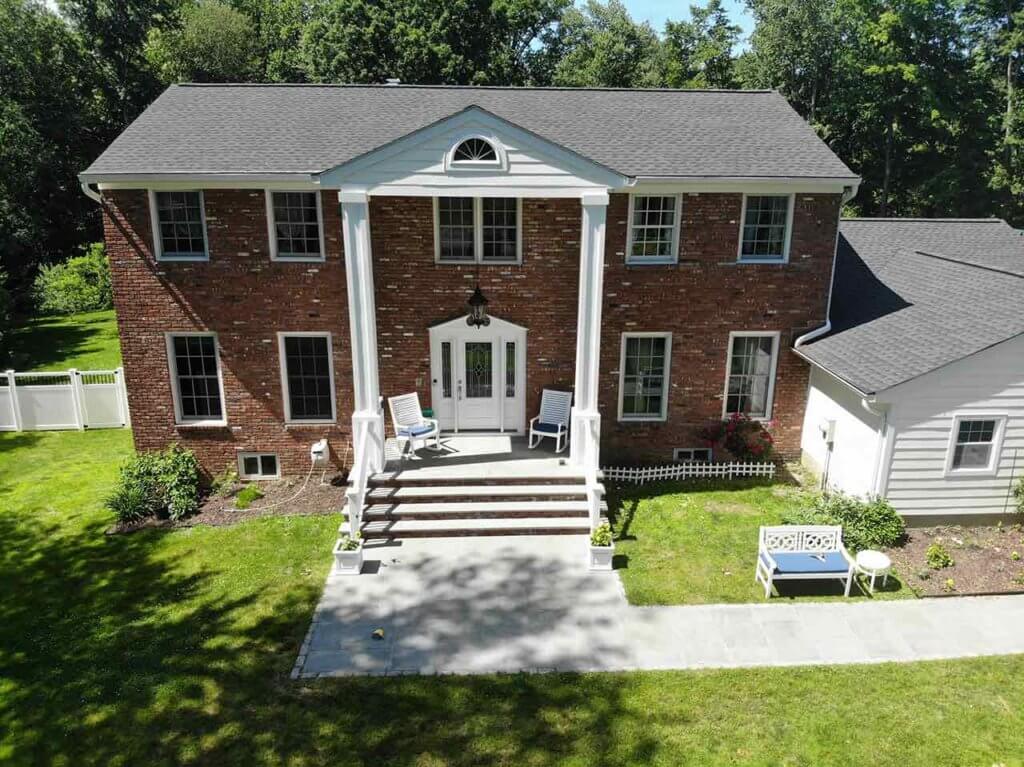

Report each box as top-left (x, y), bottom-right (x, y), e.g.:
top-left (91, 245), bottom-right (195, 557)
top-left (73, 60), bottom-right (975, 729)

top-left (351, 409), bottom-right (386, 474)
top-left (570, 408), bottom-right (601, 469)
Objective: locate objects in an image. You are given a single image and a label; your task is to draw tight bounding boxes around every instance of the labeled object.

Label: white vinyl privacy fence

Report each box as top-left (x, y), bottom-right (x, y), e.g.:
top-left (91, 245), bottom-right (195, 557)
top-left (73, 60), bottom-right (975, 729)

top-left (0, 368), bottom-right (130, 432)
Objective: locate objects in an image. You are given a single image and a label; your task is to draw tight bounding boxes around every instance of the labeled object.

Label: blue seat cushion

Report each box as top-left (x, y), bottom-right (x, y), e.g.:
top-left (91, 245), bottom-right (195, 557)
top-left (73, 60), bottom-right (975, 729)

top-left (533, 421), bottom-right (563, 434)
top-left (398, 424), bottom-right (435, 437)
top-left (762, 551), bottom-right (848, 574)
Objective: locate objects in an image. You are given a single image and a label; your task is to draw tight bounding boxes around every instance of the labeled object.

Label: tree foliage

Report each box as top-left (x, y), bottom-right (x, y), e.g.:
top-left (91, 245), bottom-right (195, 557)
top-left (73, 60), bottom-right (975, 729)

top-left (146, 0), bottom-right (260, 83)
top-left (662, 0), bottom-right (740, 88)
top-left (33, 242), bottom-right (112, 315)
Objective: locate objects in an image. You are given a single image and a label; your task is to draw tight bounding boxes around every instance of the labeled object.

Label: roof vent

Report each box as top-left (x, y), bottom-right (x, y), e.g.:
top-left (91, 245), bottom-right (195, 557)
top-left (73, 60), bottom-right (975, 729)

top-left (384, 78), bottom-right (401, 86)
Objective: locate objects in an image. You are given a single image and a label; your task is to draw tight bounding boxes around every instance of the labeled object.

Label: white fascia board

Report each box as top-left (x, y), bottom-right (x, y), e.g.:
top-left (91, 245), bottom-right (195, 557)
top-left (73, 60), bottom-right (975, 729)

top-left (631, 177), bottom-right (859, 194)
top-left (84, 172), bottom-right (321, 190)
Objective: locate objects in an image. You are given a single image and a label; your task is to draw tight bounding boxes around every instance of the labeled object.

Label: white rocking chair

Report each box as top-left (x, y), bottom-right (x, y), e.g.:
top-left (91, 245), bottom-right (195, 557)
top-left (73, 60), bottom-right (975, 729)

top-left (388, 392), bottom-right (441, 457)
top-left (528, 389), bottom-right (572, 453)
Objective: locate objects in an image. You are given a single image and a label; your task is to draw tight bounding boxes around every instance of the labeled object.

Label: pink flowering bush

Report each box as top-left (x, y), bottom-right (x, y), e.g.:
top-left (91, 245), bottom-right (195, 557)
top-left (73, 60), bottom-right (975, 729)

top-left (699, 413), bottom-right (775, 462)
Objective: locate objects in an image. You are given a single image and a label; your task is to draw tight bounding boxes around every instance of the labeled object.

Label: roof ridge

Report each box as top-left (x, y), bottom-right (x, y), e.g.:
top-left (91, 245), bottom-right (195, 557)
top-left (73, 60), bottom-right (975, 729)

top-left (841, 217), bottom-right (1007, 223)
top-left (912, 248), bottom-right (1024, 279)
top-left (171, 82), bottom-right (776, 95)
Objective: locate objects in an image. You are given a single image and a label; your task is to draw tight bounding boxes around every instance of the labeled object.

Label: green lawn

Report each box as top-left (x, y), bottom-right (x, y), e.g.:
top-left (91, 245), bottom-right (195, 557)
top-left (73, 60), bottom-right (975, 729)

top-left (2, 430), bottom-right (1023, 765)
top-left (609, 481), bottom-right (913, 604)
top-left (2, 309), bottom-right (122, 370)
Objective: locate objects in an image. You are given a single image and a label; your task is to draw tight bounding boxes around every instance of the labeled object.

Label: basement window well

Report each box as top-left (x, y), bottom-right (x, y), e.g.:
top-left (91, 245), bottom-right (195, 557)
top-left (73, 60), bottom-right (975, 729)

top-left (238, 453), bottom-right (279, 480)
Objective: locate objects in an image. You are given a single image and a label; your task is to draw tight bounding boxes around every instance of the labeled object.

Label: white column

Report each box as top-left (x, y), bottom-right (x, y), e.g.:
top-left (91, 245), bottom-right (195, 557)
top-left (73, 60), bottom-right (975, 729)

top-left (570, 191), bottom-right (608, 469)
top-left (340, 190), bottom-right (385, 473)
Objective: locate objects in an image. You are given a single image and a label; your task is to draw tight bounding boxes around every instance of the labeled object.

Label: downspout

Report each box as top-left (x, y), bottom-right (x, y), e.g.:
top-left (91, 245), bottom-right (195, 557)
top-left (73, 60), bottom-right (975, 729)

top-left (861, 396), bottom-right (891, 498)
top-left (793, 184), bottom-right (858, 348)
top-left (81, 181), bottom-right (102, 204)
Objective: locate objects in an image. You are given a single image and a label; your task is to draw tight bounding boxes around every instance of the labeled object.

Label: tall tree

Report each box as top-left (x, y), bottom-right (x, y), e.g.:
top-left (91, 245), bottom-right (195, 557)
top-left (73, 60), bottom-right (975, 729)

top-left (145, 0), bottom-right (260, 83)
top-left (301, 0), bottom-right (567, 85)
top-left (231, 0), bottom-right (311, 82)
top-left (0, 0), bottom-right (105, 298)
top-left (662, 0), bottom-right (740, 89)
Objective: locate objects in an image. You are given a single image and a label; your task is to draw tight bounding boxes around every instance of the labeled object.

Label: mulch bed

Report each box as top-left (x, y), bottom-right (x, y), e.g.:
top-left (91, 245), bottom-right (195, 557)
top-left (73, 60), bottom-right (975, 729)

top-left (109, 474), bottom-right (347, 534)
top-left (885, 523), bottom-right (1024, 597)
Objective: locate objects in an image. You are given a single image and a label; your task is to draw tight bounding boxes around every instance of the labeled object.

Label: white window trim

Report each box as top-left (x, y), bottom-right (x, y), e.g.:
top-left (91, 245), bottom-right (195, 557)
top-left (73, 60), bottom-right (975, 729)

top-left (673, 447), bottom-right (712, 462)
top-left (265, 190), bottom-right (326, 262)
top-left (943, 413), bottom-right (1007, 477)
top-left (444, 134), bottom-right (508, 173)
top-left (433, 197), bottom-right (523, 264)
top-left (237, 452), bottom-right (281, 480)
top-left (625, 193), bottom-right (682, 265)
top-left (149, 189), bottom-right (210, 262)
top-left (165, 331), bottom-right (227, 427)
top-left (721, 331), bottom-right (781, 421)
top-left (736, 193), bottom-right (794, 264)
top-left (617, 332), bottom-right (672, 422)
top-left (277, 331), bottom-right (337, 425)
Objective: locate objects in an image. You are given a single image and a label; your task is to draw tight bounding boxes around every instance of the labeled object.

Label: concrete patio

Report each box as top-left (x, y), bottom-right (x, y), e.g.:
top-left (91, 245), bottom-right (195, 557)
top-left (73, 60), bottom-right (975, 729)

top-left (293, 535), bottom-right (1024, 677)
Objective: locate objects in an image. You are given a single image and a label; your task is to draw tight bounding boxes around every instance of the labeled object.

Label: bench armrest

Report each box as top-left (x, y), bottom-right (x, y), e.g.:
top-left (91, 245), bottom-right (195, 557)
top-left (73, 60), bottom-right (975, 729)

top-left (758, 545), bottom-right (777, 572)
top-left (840, 545), bottom-right (857, 569)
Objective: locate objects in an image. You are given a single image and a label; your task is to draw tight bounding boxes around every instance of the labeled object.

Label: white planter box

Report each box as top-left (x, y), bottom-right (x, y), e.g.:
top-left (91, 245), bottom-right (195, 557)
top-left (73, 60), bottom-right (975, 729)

top-left (333, 540), bottom-right (364, 575)
top-left (588, 543), bottom-right (614, 571)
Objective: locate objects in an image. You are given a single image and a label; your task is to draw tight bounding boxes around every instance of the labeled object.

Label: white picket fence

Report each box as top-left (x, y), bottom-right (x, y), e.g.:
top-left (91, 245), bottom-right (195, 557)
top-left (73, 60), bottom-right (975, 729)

top-left (0, 368), bottom-right (130, 432)
top-left (602, 460), bottom-right (777, 485)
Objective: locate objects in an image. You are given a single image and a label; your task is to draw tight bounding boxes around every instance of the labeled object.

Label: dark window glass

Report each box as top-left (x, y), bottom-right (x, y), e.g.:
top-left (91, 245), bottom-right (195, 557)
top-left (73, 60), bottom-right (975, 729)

top-left (622, 336), bottom-right (667, 418)
top-left (283, 336), bottom-right (333, 420)
top-left (156, 191), bottom-right (206, 257)
top-left (438, 198), bottom-right (475, 261)
top-left (482, 198), bottom-right (518, 262)
top-left (243, 456), bottom-right (260, 475)
top-left (172, 335), bottom-right (222, 420)
top-left (740, 195), bottom-right (789, 260)
top-left (441, 342), bottom-right (452, 398)
top-left (465, 342), bottom-right (493, 398)
top-left (260, 455), bottom-right (278, 476)
top-left (452, 138), bottom-right (497, 162)
top-left (952, 419), bottom-right (997, 469)
top-left (272, 192), bottom-right (321, 258)
top-left (630, 196), bottom-right (677, 259)
top-left (505, 341), bottom-right (516, 397)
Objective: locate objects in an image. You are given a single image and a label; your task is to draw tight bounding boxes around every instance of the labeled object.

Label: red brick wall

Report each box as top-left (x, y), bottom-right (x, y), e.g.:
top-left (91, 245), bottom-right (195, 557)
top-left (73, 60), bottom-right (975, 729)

top-left (102, 188), bottom-right (837, 474)
top-left (599, 192), bottom-right (840, 461)
top-left (102, 188), bottom-right (353, 476)
top-left (369, 197), bottom-right (580, 419)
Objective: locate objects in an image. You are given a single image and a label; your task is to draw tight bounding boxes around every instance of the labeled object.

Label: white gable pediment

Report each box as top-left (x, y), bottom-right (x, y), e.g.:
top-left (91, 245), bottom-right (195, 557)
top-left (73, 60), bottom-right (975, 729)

top-left (318, 106), bottom-right (626, 196)
top-left (428, 313), bottom-right (528, 336)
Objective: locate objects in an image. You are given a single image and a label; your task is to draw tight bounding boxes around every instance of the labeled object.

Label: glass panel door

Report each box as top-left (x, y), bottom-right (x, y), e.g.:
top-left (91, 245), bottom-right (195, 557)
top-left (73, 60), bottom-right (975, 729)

top-left (464, 342), bottom-right (493, 398)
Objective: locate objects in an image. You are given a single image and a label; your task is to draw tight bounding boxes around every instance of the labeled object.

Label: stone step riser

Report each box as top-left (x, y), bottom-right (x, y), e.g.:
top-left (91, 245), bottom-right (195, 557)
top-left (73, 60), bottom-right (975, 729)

top-left (361, 526), bottom-right (590, 539)
top-left (356, 509), bottom-right (590, 521)
top-left (368, 476), bottom-right (586, 488)
top-left (365, 493), bottom-right (587, 504)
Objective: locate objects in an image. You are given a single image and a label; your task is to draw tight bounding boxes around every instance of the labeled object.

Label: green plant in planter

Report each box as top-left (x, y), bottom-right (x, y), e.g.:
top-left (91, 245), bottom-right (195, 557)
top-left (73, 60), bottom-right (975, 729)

top-left (234, 484), bottom-right (264, 510)
top-left (338, 532), bottom-right (362, 551)
top-left (590, 522), bottom-right (613, 547)
top-left (926, 542), bottom-right (954, 569)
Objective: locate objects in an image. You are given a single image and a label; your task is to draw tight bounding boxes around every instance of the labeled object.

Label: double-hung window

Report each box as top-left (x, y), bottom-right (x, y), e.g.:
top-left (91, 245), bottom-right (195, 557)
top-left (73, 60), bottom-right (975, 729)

top-left (435, 197), bottom-right (520, 263)
top-left (278, 333), bottom-right (336, 423)
top-left (150, 190), bottom-right (208, 260)
top-left (738, 194), bottom-right (793, 262)
top-left (946, 415), bottom-right (1006, 475)
top-left (723, 332), bottom-right (780, 419)
top-left (166, 333), bottom-right (225, 425)
top-left (626, 195), bottom-right (681, 264)
top-left (267, 191), bottom-right (325, 261)
top-left (618, 333), bottom-right (671, 421)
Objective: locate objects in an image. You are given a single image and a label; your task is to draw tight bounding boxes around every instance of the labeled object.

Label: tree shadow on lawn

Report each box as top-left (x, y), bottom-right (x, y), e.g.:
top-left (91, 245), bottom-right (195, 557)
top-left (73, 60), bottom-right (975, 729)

top-left (0, 503), bottom-right (659, 766)
top-left (2, 313), bottom-right (115, 370)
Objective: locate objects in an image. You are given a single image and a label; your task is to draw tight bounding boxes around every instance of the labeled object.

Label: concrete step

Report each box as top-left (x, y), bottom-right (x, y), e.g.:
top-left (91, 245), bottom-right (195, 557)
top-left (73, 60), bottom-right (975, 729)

top-left (356, 499), bottom-right (600, 521)
top-left (368, 471), bottom-right (588, 487)
top-left (365, 483), bottom-right (590, 504)
top-left (360, 515), bottom-right (594, 538)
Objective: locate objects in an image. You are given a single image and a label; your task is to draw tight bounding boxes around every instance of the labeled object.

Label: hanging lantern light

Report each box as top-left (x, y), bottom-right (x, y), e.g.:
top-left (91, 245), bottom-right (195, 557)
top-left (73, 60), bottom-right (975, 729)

top-left (466, 284), bottom-right (490, 328)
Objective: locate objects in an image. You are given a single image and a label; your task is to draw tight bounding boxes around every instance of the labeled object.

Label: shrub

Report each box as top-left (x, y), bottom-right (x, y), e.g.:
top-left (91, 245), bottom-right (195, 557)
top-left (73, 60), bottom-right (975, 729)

top-left (926, 542), bottom-right (954, 569)
top-left (699, 413), bottom-right (775, 461)
top-left (210, 464), bottom-right (238, 497)
top-left (107, 445), bottom-right (201, 523)
top-left (781, 492), bottom-right (905, 552)
top-left (590, 522), bottom-right (613, 547)
top-left (0, 267), bottom-right (11, 344)
top-left (234, 484), bottom-right (264, 510)
top-left (1015, 476), bottom-right (1024, 514)
top-left (33, 242), bottom-right (112, 315)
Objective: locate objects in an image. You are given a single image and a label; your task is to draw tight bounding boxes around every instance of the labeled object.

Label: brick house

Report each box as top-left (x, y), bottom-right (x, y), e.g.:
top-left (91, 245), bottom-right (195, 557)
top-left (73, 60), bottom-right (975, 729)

top-left (82, 84), bottom-right (858, 537)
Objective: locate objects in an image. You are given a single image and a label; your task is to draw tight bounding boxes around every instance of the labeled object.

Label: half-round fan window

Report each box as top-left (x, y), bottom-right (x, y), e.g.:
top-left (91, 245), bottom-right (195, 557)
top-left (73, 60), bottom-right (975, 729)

top-left (451, 137), bottom-right (498, 164)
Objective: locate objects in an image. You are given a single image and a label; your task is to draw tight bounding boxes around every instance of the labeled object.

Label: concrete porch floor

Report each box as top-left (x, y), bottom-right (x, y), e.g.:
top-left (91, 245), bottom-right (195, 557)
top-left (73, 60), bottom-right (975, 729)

top-left (293, 535), bottom-right (1024, 677)
top-left (381, 434), bottom-right (583, 480)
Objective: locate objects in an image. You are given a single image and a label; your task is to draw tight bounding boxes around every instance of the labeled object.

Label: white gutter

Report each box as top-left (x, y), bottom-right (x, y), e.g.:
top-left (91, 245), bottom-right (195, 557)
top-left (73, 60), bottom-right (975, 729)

top-left (793, 183), bottom-right (859, 348)
top-left (81, 181), bottom-right (102, 204)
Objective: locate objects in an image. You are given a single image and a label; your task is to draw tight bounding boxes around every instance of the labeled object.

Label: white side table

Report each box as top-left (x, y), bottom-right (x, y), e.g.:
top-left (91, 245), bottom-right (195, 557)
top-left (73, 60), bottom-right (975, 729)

top-left (855, 550), bottom-right (892, 592)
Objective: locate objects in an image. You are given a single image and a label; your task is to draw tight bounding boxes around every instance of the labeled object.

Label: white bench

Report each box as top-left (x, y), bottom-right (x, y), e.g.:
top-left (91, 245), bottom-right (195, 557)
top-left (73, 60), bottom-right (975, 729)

top-left (755, 525), bottom-right (856, 598)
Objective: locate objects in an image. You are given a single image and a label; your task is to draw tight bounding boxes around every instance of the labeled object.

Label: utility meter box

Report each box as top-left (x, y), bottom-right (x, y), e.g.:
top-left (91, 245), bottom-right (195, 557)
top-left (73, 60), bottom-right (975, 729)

top-left (310, 438), bottom-right (330, 467)
top-left (819, 419), bottom-right (836, 444)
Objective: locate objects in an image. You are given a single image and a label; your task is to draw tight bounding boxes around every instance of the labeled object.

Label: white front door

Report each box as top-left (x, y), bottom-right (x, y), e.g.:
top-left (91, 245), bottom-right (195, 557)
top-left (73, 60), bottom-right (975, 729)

top-left (429, 316), bottom-right (526, 433)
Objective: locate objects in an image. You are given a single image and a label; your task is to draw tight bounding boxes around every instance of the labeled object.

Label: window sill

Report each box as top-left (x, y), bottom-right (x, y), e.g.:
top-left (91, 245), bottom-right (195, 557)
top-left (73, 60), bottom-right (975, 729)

top-left (944, 467), bottom-right (999, 479)
top-left (737, 257), bottom-right (787, 265)
top-left (158, 255), bottom-right (209, 262)
top-left (618, 416), bottom-right (668, 424)
top-left (175, 420), bottom-right (228, 429)
top-left (625, 258), bottom-right (678, 266)
top-left (272, 256), bottom-right (325, 263)
top-left (285, 420), bottom-right (336, 427)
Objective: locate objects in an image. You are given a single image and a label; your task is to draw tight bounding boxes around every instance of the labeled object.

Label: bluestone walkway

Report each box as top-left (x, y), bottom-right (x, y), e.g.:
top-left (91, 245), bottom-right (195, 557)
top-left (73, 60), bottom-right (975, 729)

top-left (293, 535), bottom-right (1024, 677)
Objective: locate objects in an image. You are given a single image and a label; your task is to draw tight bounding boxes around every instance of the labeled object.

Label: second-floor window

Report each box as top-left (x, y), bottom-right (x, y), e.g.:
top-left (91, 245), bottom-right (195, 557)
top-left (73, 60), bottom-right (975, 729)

top-left (151, 190), bottom-right (208, 261)
top-left (267, 191), bottom-right (325, 261)
top-left (435, 197), bottom-right (520, 263)
top-left (739, 194), bottom-right (793, 262)
top-left (627, 195), bottom-right (681, 264)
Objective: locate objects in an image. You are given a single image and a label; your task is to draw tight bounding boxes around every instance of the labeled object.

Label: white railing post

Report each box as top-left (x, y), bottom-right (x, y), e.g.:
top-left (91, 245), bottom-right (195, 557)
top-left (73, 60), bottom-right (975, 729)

top-left (5, 370), bottom-right (22, 432)
top-left (69, 368), bottom-right (86, 430)
top-left (115, 366), bottom-right (131, 426)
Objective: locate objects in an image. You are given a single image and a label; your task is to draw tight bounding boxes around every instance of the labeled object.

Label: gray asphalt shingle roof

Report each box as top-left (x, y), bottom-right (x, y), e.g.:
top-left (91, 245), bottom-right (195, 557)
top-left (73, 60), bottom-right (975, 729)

top-left (800, 219), bottom-right (1024, 394)
top-left (82, 83), bottom-right (858, 180)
